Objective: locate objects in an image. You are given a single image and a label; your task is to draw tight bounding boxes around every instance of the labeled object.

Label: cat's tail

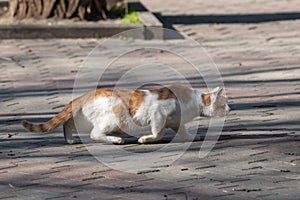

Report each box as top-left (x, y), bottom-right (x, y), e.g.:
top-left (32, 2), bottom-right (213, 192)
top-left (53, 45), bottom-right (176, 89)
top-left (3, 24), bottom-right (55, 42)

top-left (22, 101), bottom-right (79, 133)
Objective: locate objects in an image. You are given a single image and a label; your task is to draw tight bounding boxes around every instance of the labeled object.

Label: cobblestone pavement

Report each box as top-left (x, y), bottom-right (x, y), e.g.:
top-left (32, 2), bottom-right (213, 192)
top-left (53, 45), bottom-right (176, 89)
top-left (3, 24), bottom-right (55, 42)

top-left (1, 0), bottom-right (300, 199)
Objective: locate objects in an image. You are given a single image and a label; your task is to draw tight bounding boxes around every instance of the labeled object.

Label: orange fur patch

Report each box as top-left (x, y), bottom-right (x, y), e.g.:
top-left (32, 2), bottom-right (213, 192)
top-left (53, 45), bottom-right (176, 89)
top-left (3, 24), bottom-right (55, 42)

top-left (112, 103), bottom-right (127, 127)
top-left (150, 85), bottom-right (192, 103)
top-left (94, 88), bottom-right (114, 98)
top-left (89, 88), bottom-right (145, 118)
top-left (201, 94), bottom-right (211, 106)
top-left (85, 88), bottom-right (146, 117)
top-left (150, 87), bottom-right (177, 100)
top-left (168, 85), bottom-right (192, 103)
top-left (128, 90), bottom-right (145, 117)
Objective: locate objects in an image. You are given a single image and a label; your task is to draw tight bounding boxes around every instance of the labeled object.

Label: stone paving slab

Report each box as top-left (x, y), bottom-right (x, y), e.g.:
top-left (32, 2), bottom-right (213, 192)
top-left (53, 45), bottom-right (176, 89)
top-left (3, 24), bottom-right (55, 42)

top-left (1, 0), bottom-right (300, 199)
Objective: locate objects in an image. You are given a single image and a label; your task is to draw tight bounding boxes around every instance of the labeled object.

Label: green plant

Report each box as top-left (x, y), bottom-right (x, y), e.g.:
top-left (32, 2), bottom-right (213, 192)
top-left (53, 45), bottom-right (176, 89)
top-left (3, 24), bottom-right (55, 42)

top-left (122, 11), bottom-right (142, 24)
top-left (109, 5), bottom-right (143, 24)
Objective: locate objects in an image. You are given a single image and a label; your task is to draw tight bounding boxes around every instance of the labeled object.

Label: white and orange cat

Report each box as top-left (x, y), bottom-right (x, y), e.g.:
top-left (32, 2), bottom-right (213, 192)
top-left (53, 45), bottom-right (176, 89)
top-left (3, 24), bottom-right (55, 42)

top-left (22, 85), bottom-right (230, 144)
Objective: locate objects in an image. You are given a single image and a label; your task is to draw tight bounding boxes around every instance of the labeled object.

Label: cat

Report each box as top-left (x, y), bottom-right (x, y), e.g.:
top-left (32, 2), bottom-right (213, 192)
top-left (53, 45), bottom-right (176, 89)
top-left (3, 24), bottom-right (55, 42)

top-left (22, 85), bottom-right (230, 144)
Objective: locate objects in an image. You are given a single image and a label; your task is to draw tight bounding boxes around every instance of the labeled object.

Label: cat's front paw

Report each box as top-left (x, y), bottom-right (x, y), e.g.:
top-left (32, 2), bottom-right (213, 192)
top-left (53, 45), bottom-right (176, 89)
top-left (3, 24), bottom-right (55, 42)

top-left (106, 136), bottom-right (124, 145)
top-left (138, 136), bottom-right (148, 144)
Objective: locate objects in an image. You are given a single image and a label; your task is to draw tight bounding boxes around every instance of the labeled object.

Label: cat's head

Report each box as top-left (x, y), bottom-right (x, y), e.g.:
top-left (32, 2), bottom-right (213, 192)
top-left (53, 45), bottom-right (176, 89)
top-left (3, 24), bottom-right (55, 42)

top-left (201, 87), bottom-right (231, 117)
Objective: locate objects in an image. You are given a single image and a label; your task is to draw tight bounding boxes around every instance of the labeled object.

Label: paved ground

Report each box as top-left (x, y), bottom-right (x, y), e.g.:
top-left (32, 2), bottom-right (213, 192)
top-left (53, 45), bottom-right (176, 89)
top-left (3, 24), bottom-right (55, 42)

top-left (1, 0), bottom-right (300, 199)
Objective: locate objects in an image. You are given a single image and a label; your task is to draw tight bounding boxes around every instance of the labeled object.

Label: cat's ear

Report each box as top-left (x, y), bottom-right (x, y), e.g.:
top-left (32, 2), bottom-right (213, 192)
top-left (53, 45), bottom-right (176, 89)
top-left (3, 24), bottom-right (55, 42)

top-left (211, 87), bottom-right (223, 95)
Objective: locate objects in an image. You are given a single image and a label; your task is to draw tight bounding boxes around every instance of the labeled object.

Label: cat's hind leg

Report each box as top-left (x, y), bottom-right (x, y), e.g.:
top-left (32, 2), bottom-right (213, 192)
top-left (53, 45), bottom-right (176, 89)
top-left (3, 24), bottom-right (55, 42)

top-left (90, 127), bottom-right (124, 144)
top-left (138, 128), bottom-right (165, 144)
top-left (63, 119), bottom-right (76, 144)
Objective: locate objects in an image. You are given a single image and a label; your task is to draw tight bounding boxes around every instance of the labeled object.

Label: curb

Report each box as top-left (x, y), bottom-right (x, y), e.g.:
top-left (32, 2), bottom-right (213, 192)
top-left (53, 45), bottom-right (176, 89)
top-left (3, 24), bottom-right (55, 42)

top-left (0, 1), bottom-right (163, 39)
top-left (0, 23), bottom-right (143, 39)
